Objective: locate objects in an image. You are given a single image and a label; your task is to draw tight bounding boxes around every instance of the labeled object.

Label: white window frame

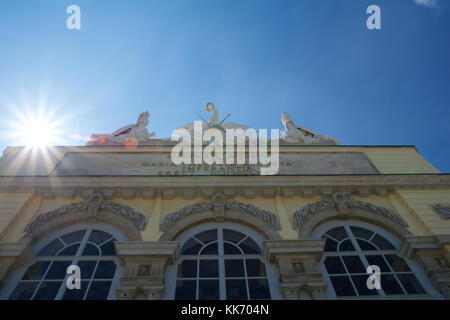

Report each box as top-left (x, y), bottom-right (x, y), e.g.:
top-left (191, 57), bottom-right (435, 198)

top-left (0, 223), bottom-right (126, 300)
top-left (164, 222), bottom-right (282, 300)
top-left (312, 220), bottom-right (444, 300)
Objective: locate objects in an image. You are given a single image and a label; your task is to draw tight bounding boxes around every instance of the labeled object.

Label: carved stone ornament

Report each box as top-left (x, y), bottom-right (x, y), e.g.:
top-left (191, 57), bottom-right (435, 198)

top-left (87, 111), bottom-right (156, 146)
top-left (433, 204), bottom-right (450, 219)
top-left (24, 192), bottom-right (147, 233)
top-left (160, 193), bottom-right (280, 231)
top-left (293, 192), bottom-right (408, 230)
top-left (280, 112), bottom-right (339, 145)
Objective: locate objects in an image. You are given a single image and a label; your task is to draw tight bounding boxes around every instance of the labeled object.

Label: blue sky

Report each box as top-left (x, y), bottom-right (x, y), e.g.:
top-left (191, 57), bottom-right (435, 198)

top-left (0, 0), bottom-right (449, 171)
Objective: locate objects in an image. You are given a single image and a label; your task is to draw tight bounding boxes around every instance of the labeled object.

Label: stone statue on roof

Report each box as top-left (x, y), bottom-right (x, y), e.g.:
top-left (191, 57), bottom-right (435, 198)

top-left (107, 111), bottom-right (155, 143)
top-left (280, 112), bottom-right (339, 145)
top-left (175, 103), bottom-right (252, 136)
top-left (87, 111), bottom-right (155, 146)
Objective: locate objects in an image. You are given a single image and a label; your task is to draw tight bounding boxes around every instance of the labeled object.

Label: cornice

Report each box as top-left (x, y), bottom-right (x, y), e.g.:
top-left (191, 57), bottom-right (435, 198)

top-left (0, 174), bottom-right (449, 200)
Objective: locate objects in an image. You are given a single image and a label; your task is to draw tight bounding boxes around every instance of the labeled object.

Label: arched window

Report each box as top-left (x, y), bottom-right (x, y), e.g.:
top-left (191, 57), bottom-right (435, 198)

top-left (317, 222), bottom-right (431, 298)
top-left (167, 223), bottom-right (280, 300)
top-left (7, 226), bottom-right (121, 300)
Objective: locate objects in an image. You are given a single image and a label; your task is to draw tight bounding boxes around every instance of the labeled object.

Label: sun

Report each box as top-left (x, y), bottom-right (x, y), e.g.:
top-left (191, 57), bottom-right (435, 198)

top-left (10, 110), bottom-right (65, 148)
top-left (20, 116), bottom-right (57, 147)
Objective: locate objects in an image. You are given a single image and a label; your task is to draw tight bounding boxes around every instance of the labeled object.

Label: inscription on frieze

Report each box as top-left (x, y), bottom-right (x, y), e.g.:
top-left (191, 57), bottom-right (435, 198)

top-left (53, 152), bottom-right (378, 176)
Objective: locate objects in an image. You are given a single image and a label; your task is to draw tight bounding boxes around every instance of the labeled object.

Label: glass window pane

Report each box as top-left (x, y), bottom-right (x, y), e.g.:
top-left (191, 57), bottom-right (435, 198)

top-left (326, 227), bottom-right (348, 241)
top-left (82, 243), bottom-right (100, 256)
top-left (175, 280), bottom-right (196, 300)
top-left (77, 260), bottom-right (97, 279)
top-left (324, 237), bottom-right (338, 252)
top-left (223, 229), bottom-right (246, 243)
top-left (365, 255), bottom-right (391, 272)
top-left (37, 239), bottom-right (64, 256)
top-left (239, 238), bottom-right (260, 254)
top-left (226, 279), bottom-right (247, 299)
top-left (85, 281), bottom-right (112, 300)
top-left (100, 241), bottom-right (116, 256)
top-left (330, 276), bottom-right (357, 296)
top-left (199, 260), bottom-right (219, 278)
top-left (22, 261), bottom-right (50, 280)
top-left (200, 243), bottom-right (218, 255)
top-left (61, 230), bottom-right (86, 245)
top-left (178, 260), bottom-right (197, 278)
top-left (194, 230), bottom-right (217, 244)
top-left (351, 275), bottom-right (379, 296)
top-left (338, 239), bottom-right (355, 252)
top-left (62, 281), bottom-right (89, 300)
top-left (384, 255), bottom-right (411, 272)
top-left (94, 261), bottom-right (116, 279)
top-left (397, 274), bottom-right (426, 294)
top-left (198, 280), bottom-right (219, 300)
top-left (33, 281), bottom-right (63, 300)
top-left (381, 274), bottom-right (404, 295)
top-left (357, 239), bottom-right (378, 251)
top-left (223, 242), bottom-right (242, 255)
top-left (225, 259), bottom-right (245, 277)
top-left (350, 227), bottom-right (373, 240)
top-left (324, 257), bottom-right (347, 274)
top-left (57, 243), bottom-right (80, 256)
top-left (45, 261), bottom-right (72, 280)
top-left (9, 282), bottom-right (39, 300)
top-left (342, 256), bottom-right (366, 273)
top-left (246, 259), bottom-right (267, 277)
top-left (371, 234), bottom-right (395, 250)
top-left (181, 238), bottom-right (203, 255)
top-left (88, 230), bottom-right (113, 245)
top-left (248, 279), bottom-right (271, 299)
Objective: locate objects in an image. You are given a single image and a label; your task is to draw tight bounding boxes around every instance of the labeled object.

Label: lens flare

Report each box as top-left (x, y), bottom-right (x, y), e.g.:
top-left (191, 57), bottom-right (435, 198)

top-left (20, 116), bottom-right (57, 147)
top-left (5, 103), bottom-right (69, 149)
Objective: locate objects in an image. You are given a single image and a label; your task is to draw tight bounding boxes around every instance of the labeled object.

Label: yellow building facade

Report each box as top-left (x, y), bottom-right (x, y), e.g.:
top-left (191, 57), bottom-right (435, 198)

top-left (0, 114), bottom-right (449, 300)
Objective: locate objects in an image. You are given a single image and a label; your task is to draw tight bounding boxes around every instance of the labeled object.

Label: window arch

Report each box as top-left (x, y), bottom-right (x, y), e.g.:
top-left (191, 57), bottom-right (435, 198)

top-left (5, 224), bottom-right (123, 300)
top-left (165, 223), bottom-right (281, 300)
top-left (313, 221), bottom-right (440, 299)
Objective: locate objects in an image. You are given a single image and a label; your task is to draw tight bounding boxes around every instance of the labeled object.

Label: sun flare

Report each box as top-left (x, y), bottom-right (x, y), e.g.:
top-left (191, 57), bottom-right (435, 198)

top-left (10, 110), bottom-right (65, 148)
top-left (20, 117), bottom-right (56, 147)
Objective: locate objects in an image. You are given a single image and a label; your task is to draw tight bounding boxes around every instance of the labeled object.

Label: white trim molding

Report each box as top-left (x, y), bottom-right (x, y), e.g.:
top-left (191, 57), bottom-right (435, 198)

top-left (293, 193), bottom-right (409, 239)
top-left (160, 193), bottom-right (280, 232)
top-left (24, 192), bottom-right (146, 241)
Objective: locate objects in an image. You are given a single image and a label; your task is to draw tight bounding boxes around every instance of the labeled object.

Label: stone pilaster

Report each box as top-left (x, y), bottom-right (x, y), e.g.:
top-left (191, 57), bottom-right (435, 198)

top-left (263, 239), bottom-right (327, 300)
top-left (0, 242), bottom-right (34, 289)
top-left (400, 234), bottom-right (450, 299)
top-left (114, 241), bottom-right (179, 300)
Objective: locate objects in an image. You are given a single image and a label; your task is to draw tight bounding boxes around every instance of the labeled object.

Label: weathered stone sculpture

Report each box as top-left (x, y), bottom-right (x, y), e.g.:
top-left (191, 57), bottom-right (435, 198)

top-left (280, 112), bottom-right (339, 145)
top-left (175, 104), bottom-right (251, 137)
top-left (88, 111), bottom-right (155, 146)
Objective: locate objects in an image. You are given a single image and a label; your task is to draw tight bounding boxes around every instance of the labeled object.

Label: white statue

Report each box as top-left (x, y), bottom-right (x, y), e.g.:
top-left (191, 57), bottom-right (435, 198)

top-left (87, 111), bottom-right (155, 146)
top-left (280, 112), bottom-right (339, 145)
top-left (175, 103), bottom-right (251, 137)
top-left (105, 111), bottom-right (155, 143)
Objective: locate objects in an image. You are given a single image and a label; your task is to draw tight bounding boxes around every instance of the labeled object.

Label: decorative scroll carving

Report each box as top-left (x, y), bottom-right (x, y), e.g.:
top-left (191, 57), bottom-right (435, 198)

top-left (24, 192), bottom-right (147, 233)
top-left (293, 192), bottom-right (408, 230)
top-left (433, 204), bottom-right (450, 219)
top-left (160, 193), bottom-right (280, 231)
